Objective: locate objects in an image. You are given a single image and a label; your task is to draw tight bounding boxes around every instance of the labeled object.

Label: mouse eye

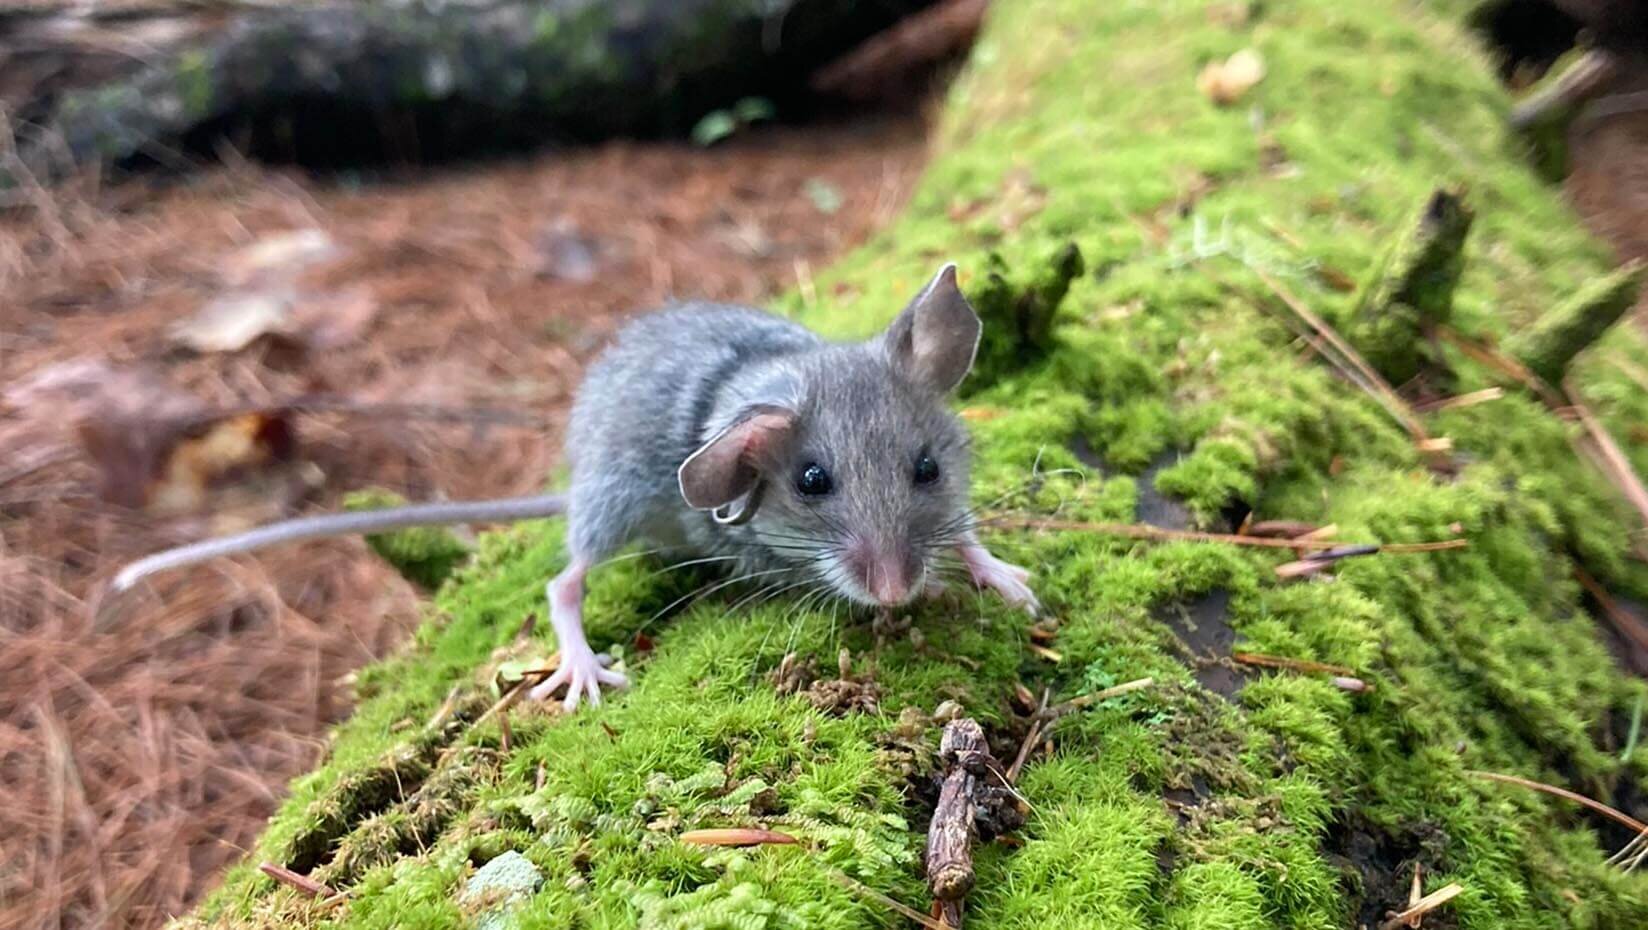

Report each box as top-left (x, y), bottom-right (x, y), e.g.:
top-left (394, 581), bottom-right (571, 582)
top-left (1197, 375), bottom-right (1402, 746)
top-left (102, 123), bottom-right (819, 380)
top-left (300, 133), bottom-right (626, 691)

top-left (795, 462), bottom-right (833, 497)
top-left (913, 453), bottom-right (941, 486)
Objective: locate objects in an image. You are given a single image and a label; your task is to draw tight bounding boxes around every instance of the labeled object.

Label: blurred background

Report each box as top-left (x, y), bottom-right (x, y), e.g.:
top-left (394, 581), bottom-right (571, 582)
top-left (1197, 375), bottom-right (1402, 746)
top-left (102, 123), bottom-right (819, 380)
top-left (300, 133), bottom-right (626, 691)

top-left (1, 0), bottom-right (1646, 927)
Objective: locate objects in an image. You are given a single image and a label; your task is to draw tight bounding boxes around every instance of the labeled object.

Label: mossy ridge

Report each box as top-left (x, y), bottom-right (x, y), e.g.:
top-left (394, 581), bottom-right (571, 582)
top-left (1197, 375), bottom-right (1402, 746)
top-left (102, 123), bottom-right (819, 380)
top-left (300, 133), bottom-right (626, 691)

top-left (186, 0), bottom-right (1648, 927)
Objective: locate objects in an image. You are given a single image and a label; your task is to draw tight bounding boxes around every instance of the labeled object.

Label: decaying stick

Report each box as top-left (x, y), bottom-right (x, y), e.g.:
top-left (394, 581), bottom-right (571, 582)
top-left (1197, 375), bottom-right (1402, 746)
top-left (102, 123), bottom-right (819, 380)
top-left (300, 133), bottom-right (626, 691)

top-left (925, 717), bottom-right (1024, 927)
top-left (259, 862), bottom-right (335, 899)
top-left (927, 719), bottom-right (987, 926)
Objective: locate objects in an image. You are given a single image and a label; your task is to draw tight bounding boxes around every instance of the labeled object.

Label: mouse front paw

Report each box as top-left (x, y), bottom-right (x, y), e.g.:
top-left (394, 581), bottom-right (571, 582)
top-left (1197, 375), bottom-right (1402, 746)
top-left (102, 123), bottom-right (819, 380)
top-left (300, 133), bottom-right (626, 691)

top-left (528, 646), bottom-right (628, 711)
top-left (958, 543), bottom-right (1041, 616)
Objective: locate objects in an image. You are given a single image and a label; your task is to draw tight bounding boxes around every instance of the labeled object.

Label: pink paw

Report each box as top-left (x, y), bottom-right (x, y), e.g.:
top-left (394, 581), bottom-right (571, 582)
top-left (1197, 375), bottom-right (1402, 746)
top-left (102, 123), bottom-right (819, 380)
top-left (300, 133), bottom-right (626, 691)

top-left (959, 544), bottom-right (1041, 616)
top-left (528, 646), bottom-right (628, 711)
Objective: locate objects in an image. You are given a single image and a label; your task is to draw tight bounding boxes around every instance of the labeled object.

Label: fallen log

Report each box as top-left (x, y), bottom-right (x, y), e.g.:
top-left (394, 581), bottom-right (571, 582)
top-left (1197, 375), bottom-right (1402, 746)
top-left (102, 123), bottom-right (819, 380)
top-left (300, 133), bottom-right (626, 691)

top-left (0, 0), bottom-right (934, 183)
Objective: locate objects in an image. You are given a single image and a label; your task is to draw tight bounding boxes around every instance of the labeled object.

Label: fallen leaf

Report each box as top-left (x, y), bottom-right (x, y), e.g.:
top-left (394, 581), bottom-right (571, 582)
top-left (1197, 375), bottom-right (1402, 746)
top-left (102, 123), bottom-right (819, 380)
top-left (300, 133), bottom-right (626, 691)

top-left (172, 292), bottom-right (294, 353)
top-left (151, 412), bottom-right (294, 512)
top-left (222, 229), bottom-right (337, 287)
top-left (1197, 48), bottom-right (1266, 106)
top-left (679, 828), bottom-right (798, 847)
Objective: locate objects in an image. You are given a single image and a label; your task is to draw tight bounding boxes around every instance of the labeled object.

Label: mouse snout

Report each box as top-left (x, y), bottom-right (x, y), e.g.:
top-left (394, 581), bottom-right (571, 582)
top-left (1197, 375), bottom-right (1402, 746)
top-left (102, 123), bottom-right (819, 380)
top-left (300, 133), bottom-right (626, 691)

top-left (843, 536), bottom-right (921, 606)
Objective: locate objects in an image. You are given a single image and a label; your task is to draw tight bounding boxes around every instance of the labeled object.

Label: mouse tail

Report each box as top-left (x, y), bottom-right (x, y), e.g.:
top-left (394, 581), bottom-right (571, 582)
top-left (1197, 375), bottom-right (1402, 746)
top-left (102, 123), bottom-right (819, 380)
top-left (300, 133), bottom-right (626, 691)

top-left (111, 494), bottom-right (568, 592)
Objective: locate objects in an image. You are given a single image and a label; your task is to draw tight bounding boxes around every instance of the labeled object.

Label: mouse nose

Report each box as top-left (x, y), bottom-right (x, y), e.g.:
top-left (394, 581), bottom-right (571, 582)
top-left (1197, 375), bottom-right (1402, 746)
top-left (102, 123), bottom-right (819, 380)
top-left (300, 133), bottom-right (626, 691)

top-left (845, 538), bottom-right (917, 606)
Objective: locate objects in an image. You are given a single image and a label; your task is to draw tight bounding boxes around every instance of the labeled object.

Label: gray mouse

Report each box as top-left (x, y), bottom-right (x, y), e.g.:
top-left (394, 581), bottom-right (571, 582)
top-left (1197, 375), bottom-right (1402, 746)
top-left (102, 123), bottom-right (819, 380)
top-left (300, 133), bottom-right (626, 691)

top-left (113, 263), bottom-right (1039, 710)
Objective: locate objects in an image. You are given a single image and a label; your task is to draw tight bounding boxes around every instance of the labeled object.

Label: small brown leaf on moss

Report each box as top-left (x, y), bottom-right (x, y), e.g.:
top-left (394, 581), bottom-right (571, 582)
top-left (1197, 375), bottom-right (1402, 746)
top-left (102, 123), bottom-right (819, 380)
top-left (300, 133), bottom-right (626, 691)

top-left (679, 828), bottom-right (798, 847)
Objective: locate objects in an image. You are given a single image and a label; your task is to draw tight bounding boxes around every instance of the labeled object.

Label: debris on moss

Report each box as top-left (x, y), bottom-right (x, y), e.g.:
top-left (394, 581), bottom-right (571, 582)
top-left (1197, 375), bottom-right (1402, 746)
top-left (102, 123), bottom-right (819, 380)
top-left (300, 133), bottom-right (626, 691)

top-left (344, 489), bottom-right (473, 589)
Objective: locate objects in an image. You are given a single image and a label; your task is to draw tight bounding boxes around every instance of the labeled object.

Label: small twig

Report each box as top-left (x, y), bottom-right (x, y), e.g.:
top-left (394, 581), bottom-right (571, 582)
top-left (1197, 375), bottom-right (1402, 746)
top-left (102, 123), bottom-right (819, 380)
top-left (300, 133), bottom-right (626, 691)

top-left (1026, 644), bottom-right (1062, 663)
top-left (926, 719), bottom-right (989, 924)
top-left (1467, 770), bottom-right (1648, 834)
top-left (825, 868), bottom-right (952, 930)
top-left (989, 516), bottom-right (1467, 554)
top-left (259, 862), bottom-right (335, 899)
top-left (1376, 882), bottom-right (1464, 930)
top-left (1007, 689), bottom-right (1050, 785)
top-left (1232, 653), bottom-right (1357, 677)
top-left (1574, 566), bottom-right (1648, 655)
top-left (1045, 677), bottom-right (1157, 719)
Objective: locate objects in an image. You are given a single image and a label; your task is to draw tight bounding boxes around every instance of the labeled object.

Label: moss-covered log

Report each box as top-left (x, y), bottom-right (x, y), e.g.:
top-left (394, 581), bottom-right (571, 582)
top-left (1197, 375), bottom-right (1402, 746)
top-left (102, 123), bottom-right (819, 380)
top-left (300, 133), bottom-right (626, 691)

top-left (1509, 259), bottom-right (1644, 387)
top-left (1348, 187), bottom-right (1474, 385)
top-left (178, 1), bottom-right (1648, 928)
top-left (0, 0), bottom-right (930, 181)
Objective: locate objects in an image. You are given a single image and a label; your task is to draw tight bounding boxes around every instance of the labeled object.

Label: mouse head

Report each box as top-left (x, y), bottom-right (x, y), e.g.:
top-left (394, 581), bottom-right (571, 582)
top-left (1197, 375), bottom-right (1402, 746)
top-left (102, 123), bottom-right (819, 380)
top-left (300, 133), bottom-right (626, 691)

top-left (678, 263), bottom-right (981, 607)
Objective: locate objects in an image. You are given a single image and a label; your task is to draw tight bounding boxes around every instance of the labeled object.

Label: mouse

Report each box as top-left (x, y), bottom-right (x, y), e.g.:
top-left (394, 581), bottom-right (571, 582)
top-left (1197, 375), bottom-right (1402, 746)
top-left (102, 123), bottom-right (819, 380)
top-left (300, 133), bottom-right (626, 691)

top-left (112, 263), bottom-right (1039, 711)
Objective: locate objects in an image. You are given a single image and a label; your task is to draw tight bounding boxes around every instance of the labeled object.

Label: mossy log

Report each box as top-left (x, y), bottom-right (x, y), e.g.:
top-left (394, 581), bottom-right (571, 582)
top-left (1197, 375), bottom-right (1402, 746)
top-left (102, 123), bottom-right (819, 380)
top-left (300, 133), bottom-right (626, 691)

top-left (1348, 187), bottom-right (1474, 385)
top-left (179, 2), bottom-right (1648, 929)
top-left (0, 0), bottom-right (930, 182)
top-left (1508, 260), bottom-right (1644, 387)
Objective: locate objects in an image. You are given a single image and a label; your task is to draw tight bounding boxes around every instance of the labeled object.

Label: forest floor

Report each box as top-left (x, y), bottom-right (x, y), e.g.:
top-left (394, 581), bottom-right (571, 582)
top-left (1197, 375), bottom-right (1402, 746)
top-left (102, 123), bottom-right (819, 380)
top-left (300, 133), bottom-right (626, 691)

top-left (0, 107), bottom-right (931, 930)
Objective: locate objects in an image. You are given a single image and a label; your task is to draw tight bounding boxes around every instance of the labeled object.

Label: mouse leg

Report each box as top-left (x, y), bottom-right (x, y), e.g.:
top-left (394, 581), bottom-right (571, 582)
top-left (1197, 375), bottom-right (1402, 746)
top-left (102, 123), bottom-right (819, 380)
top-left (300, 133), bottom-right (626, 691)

top-left (956, 536), bottom-right (1040, 615)
top-left (528, 556), bottom-right (629, 710)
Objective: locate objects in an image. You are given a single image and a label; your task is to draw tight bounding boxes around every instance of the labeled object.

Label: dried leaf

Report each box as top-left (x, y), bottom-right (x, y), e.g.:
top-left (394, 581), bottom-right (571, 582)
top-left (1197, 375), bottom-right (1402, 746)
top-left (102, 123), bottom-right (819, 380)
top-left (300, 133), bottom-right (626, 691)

top-left (1198, 48), bottom-right (1266, 106)
top-left (679, 828), bottom-right (798, 847)
top-left (222, 230), bottom-right (336, 287)
top-left (172, 292), bottom-right (294, 353)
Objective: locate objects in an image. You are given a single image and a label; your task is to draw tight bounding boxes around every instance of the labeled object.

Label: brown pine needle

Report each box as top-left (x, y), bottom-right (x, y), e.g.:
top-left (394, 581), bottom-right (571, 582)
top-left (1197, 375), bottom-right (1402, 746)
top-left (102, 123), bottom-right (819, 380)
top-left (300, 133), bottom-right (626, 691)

top-left (1436, 326), bottom-right (1564, 407)
top-left (259, 863), bottom-right (334, 899)
top-left (1232, 652), bottom-right (1358, 677)
top-left (1565, 380), bottom-right (1648, 533)
top-left (679, 828), bottom-right (798, 847)
top-left (1247, 267), bottom-right (1433, 444)
top-left (1573, 566), bottom-right (1648, 653)
top-left (825, 867), bottom-right (952, 930)
top-left (1055, 677), bottom-right (1157, 713)
top-left (1415, 387), bottom-right (1505, 413)
top-left (1377, 882), bottom-right (1464, 930)
top-left (1468, 770), bottom-right (1648, 834)
top-left (1027, 644), bottom-right (1063, 663)
top-left (990, 515), bottom-right (1468, 554)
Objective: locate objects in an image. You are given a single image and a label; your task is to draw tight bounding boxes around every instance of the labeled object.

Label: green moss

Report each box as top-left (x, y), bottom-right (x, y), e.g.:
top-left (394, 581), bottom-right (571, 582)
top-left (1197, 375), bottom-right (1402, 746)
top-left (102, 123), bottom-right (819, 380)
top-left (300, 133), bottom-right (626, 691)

top-left (344, 489), bottom-right (473, 589)
top-left (186, 0), bottom-right (1648, 927)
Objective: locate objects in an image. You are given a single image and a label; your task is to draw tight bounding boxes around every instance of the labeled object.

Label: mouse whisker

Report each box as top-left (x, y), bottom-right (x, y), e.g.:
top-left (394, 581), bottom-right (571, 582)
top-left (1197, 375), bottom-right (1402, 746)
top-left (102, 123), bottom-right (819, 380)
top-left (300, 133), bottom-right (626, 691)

top-left (645, 554), bottom-right (743, 578)
top-left (640, 566), bottom-right (794, 630)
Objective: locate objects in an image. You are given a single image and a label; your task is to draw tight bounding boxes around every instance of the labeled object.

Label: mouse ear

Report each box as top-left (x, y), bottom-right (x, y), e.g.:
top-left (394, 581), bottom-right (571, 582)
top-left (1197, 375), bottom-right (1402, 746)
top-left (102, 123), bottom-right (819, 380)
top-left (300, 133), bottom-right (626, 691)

top-left (880, 263), bottom-right (982, 394)
top-left (678, 404), bottom-right (799, 511)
